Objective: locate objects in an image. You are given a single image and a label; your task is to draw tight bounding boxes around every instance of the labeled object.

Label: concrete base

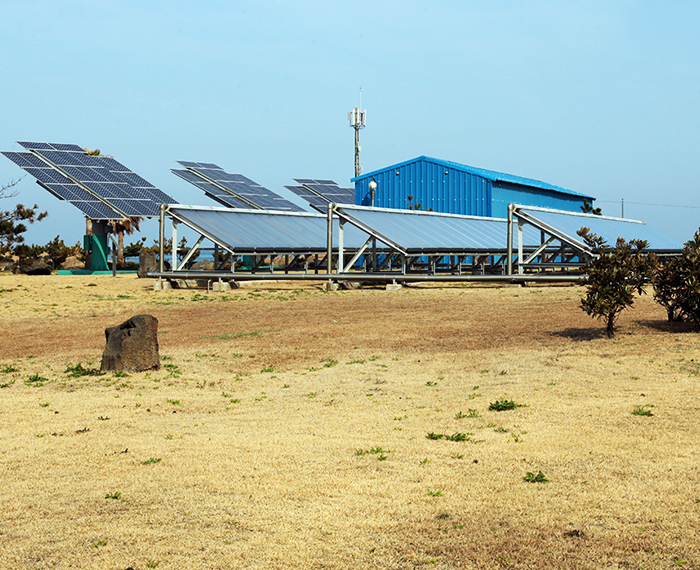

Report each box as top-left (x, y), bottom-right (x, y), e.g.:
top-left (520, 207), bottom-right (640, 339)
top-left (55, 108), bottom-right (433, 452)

top-left (323, 282), bottom-right (340, 292)
top-left (153, 279), bottom-right (172, 290)
top-left (385, 283), bottom-right (403, 291)
top-left (167, 279), bottom-right (239, 291)
top-left (57, 270), bottom-right (138, 275)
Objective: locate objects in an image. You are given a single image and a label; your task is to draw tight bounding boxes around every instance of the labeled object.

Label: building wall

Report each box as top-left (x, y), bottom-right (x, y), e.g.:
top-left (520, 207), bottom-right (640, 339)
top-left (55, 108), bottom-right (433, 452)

top-left (490, 181), bottom-right (588, 218)
top-left (355, 157), bottom-right (491, 216)
top-left (355, 157), bottom-right (590, 218)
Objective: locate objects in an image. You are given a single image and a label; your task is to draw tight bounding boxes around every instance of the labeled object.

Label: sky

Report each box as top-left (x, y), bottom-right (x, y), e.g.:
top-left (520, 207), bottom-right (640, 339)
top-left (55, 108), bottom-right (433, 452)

top-left (1, 0), bottom-right (699, 248)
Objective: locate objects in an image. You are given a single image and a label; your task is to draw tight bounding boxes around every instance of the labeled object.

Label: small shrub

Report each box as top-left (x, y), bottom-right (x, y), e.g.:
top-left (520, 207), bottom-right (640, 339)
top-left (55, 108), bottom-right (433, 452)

top-left (577, 228), bottom-right (656, 338)
top-left (632, 404), bottom-right (654, 417)
top-left (65, 362), bottom-right (101, 377)
top-left (488, 399), bottom-right (523, 411)
top-left (142, 457), bottom-right (162, 465)
top-left (1, 365), bottom-right (18, 374)
top-left (524, 471), bottom-right (549, 483)
top-left (445, 432), bottom-right (471, 442)
top-left (25, 373), bottom-right (47, 387)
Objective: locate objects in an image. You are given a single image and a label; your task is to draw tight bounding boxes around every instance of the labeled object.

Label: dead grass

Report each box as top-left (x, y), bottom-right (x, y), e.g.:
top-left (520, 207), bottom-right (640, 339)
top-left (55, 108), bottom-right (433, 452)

top-left (1, 274), bottom-right (700, 569)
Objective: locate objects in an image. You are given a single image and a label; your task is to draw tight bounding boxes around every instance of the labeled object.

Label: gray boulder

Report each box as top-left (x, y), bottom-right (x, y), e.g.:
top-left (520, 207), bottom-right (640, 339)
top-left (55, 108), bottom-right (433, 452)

top-left (138, 251), bottom-right (158, 278)
top-left (190, 259), bottom-right (215, 270)
top-left (101, 315), bottom-right (160, 372)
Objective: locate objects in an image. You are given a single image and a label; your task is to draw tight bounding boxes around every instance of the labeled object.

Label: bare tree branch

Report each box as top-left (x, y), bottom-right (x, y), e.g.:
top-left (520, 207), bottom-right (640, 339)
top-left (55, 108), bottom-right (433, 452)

top-left (0, 177), bottom-right (25, 200)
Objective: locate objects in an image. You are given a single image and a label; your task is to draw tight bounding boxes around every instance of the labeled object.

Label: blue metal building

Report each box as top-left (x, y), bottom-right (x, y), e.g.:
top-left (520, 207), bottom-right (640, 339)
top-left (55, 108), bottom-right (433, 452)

top-left (352, 156), bottom-right (595, 218)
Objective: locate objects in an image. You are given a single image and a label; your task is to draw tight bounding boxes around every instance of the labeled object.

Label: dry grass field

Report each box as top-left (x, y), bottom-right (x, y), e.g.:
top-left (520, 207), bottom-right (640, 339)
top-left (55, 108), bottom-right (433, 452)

top-left (1, 274), bottom-right (699, 569)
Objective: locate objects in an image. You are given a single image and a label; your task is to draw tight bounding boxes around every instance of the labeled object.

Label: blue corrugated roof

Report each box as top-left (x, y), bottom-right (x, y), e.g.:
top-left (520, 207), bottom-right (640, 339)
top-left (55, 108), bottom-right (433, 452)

top-left (353, 156), bottom-right (595, 200)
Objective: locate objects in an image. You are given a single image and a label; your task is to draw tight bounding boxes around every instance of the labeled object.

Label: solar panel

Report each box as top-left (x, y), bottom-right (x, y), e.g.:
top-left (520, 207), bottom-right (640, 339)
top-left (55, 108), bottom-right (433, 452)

top-left (293, 178), bottom-right (356, 205)
top-left (5, 142), bottom-right (178, 218)
top-left (39, 182), bottom-right (120, 219)
top-left (168, 205), bottom-right (377, 255)
top-left (2, 151), bottom-right (122, 220)
top-left (284, 185), bottom-right (330, 209)
top-left (18, 141), bottom-right (86, 152)
top-left (176, 161), bottom-right (305, 212)
top-left (172, 169), bottom-right (251, 209)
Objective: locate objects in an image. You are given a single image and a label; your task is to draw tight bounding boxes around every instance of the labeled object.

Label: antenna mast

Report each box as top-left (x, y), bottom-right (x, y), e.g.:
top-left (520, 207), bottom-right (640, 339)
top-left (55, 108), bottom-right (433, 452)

top-left (348, 88), bottom-right (366, 178)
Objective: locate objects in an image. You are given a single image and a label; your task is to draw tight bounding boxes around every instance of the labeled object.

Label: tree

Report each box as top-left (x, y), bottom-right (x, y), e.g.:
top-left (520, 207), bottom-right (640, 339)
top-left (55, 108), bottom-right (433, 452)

top-left (652, 256), bottom-right (686, 322)
top-left (675, 231), bottom-right (700, 330)
top-left (580, 199), bottom-right (602, 215)
top-left (577, 227), bottom-right (657, 338)
top-left (0, 179), bottom-right (48, 261)
top-left (109, 217), bottom-right (141, 264)
top-left (652, 231), bottom-right (700, 329)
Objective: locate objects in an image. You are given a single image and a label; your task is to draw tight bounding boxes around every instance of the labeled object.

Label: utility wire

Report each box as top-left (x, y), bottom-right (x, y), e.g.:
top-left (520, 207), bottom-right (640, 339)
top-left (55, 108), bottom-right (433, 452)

top-left (596, 200), bottom-right (700, 210)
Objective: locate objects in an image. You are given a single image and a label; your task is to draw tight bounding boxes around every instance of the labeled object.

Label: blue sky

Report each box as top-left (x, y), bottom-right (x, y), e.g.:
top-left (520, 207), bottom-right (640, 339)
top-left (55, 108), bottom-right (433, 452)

top-left (1, 0), bottom-right (699, 247)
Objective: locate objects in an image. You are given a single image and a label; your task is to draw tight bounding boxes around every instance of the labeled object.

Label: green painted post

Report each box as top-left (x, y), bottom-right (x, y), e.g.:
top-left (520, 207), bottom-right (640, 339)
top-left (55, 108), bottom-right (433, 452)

top-left (90, 235), bottom-right (109, 271)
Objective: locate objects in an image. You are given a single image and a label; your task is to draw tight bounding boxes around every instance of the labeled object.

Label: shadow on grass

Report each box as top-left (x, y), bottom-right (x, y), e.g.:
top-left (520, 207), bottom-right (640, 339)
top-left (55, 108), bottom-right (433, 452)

top-left (634, 319), bottom-right (697, 334)
top-left (554, 320), bottom-right (697, 341)
top-left (550, 328), bottom-right (607, 341)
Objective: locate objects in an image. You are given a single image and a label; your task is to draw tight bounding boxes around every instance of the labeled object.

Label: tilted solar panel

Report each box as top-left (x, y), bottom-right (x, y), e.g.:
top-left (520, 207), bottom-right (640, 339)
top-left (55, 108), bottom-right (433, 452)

top-left (2, 151), bottom-right (121, 220)
top-left (284, 185), bottom-right (329, 209)
top-left (18, 142), bottom-right (85, 152)
top-left (7, 142), bottom-right (178, 218)
top-left (176, 161), bottom-right (305, 212)
top-left (293, 178), bottom-right (356, 205)
top-left (172, 169), bottom-right (251, 209)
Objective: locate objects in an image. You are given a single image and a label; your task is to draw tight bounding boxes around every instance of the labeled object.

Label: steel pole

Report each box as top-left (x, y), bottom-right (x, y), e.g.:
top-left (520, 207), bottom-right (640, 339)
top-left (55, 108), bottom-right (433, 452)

top-left (507, 204), bottom-right (514, 276)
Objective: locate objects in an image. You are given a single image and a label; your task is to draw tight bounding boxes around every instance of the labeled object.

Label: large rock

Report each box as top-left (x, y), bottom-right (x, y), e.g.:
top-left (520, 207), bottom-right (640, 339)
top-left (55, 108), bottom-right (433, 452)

top-left (101, 315), bottom-right (160, 372)
top-left (25, 256), bottom-right (52, 275)
top-left (190, 259), bottom-right (215, 271)
top-left (138, 251), bottom-right (158, 278)
top-left (60, 255), bottom-right (85, 270)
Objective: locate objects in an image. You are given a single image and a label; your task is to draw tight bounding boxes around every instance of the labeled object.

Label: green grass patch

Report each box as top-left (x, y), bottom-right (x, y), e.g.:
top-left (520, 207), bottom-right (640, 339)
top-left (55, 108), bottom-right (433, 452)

top-left (488, 399), bottom-right (525, 412)
top-left (632, 404), bottom-right (654, 417)
top-left (524, 471), bottom-right (549, 483)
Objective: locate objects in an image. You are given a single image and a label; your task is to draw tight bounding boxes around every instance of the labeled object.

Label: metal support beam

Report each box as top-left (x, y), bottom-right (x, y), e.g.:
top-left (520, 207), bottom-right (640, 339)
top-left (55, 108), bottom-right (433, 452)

top-left (326, 202), bottom-right (334, 275)
top-left (343, 236), bottom-right (373, 273)
top-left (177, 235), bottom-right (205, 271)
top-left (171, 220), bottom-right (178, 272)
top-left (517, 218), bottom-right (524, 275)
top-left (159, 204), bottom-right (166, 275)
top-left (523, 236), bottom-right (557, 266)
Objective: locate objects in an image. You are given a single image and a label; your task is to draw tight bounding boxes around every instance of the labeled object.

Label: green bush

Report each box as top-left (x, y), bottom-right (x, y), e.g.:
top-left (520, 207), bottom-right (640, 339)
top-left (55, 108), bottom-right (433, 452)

top-left (652, 231), bottom-right (700, 329)
top-left (577, 228), bottom-right (657, 338)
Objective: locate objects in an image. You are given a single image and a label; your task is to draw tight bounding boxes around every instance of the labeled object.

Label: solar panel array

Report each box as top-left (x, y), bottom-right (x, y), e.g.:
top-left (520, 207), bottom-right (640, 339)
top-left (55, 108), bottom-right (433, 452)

top-left (1, 141), bottom-right (176, 219)
top-left (174, 161), bottom-right (305, 212)
top-left (294, 179), bottom-right (356, 205)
